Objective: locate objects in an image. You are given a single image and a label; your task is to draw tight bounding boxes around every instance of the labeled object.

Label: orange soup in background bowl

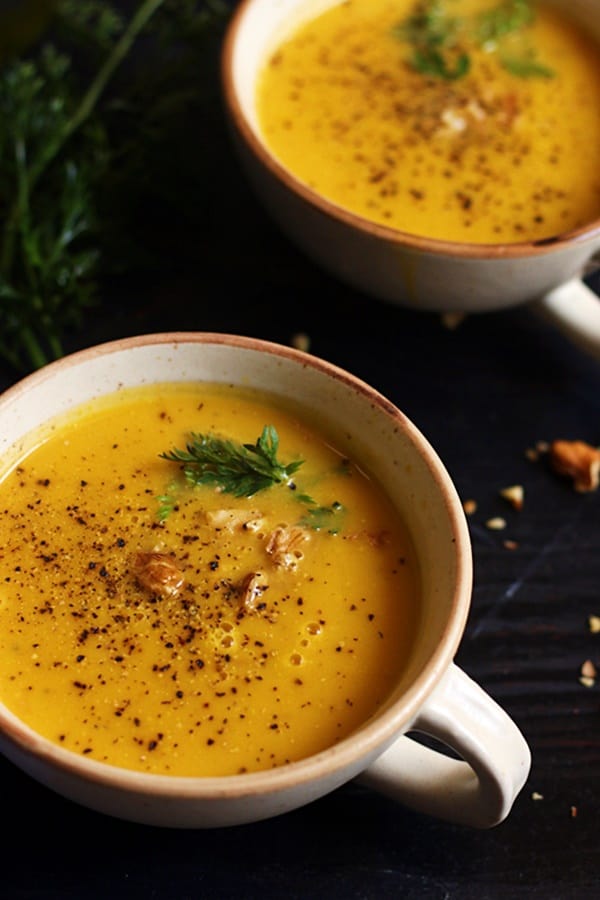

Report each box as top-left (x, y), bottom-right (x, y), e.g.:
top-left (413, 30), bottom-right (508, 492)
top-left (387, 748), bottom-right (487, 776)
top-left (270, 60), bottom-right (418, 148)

top-left (222, 0), bottom-right (600, 358)
top-left (0, 333), bottom-right (531, 828)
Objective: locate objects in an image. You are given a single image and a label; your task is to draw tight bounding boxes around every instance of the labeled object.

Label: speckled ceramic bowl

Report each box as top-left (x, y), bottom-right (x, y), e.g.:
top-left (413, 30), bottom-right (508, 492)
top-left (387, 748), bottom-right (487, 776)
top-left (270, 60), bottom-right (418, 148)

top-left (0, 333), bottom-right (530, 828)
top-left (221, 0), bottom-right (600, 358)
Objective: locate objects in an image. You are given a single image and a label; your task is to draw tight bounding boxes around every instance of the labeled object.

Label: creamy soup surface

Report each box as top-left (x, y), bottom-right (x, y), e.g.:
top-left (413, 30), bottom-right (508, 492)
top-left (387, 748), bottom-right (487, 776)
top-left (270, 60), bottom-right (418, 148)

top-left (0, 383), bottom-right (420, 776)
top-left (256, 0), bottom-right (600, 243)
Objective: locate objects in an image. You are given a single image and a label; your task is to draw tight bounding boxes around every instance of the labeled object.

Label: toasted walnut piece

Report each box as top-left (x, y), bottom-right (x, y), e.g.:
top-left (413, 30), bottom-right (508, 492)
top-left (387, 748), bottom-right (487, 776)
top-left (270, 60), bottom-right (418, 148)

top-left (206, 508), bottom-right (264, 532)
top-left (500, 484), bottom-right (524, 510)
top-left (134, 551), bottom-right (185, 598)
top-left (463, 499), bottom-right (477, 515)
top-left (549, 440), bottom-right (600, 492)
top-left (238, 571), bottom-right (268, 612)
top-left (265, 525), bottom-right (309, 569)
top-left (588, 615), bottom-right (600, 634)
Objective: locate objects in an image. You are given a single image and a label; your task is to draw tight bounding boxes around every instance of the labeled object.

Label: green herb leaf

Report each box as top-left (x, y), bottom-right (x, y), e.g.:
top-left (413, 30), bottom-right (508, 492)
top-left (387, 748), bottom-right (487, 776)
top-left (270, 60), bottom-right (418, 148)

top-left (412, 47), bottom-right (470, 79)
top-left (160, 425), bottom-right (305, 499)
top-left (393, 0), bottom-right (460, 49)
top-left (500, 54), bottom-right (554, 78)
top-left (298, 501), bottom-right (345, 534)
top-left (476, 0), bottom-right (533, 46)
top-left (394, 0), bottom-right (552, 82)
top-left (393, 0), bottom-right (468, 81)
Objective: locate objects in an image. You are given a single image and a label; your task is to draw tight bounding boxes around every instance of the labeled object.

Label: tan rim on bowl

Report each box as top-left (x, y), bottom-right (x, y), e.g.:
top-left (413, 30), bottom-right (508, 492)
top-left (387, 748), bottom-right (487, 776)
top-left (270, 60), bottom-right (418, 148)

top-left (0, 332), bottom-right (472, 802)
top-left (221, 0), bottom-right (600, 261)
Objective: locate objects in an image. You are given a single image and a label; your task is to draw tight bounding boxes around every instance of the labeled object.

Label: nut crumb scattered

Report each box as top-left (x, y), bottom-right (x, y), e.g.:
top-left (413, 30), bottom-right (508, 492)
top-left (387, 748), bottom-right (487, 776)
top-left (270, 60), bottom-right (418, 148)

top-left (531, 791), bottom-right (544, 801)
top-left (570, 806), bottom-right (578, 819)
top-left (503, 539), bottom-right (518, 550)
top-left (579, 675), bottom-right (595, 688)
top-left (463, 499), bottom-right (477, 515)
top-left (500, 484), bottom-right (524, 510)
top-left (588, 615), bottom-right (600, 634)
top-left (525, 440), bottom-right (549, 462)
top-left (486, 516), bottom-right (507, 530)
top-left (290, 332), bottom-right (311, 352)
top-left (441, 311), bottom-right (466, 330)
top-left (549, 439), bottom-right (600, 493)
top-left (581, 659), bottom-right (597, 679)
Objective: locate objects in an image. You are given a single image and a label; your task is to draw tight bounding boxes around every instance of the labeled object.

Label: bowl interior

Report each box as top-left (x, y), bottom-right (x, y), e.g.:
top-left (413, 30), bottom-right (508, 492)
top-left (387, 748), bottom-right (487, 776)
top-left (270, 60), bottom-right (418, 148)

top-left (228, 0), bottom-right (600, 137)
top-left (229, 0), bottom-right (340, 134)
top-left (0, 334), bottom-right (471, 776)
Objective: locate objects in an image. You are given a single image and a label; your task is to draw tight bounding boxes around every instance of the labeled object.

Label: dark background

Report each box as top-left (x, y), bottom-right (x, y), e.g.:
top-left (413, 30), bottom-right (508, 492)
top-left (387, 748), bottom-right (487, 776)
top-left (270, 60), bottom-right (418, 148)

top-left (1, 2), bottom-right (599, 896)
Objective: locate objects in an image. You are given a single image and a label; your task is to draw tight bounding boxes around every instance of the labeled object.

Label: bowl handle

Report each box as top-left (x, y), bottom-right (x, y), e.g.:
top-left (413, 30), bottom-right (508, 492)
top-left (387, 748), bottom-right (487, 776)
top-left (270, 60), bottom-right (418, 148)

top-left (533, 277), bottom-right (600, 360)
top-left (356, 663), bottom-right (531, 828)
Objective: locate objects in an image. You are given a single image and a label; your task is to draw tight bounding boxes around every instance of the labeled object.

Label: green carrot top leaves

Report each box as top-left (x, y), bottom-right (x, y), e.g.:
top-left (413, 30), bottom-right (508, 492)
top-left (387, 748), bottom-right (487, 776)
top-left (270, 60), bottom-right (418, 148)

top-left (0, 0), bottom-right (231, 374)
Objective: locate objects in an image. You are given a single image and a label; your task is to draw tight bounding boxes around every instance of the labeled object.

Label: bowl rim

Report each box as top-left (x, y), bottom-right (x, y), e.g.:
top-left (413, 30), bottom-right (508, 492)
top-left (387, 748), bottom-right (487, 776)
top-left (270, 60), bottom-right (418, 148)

top-left (0, 331), bottom-right (473, 799)
top-left (221, 0), bottom-right (600, 261)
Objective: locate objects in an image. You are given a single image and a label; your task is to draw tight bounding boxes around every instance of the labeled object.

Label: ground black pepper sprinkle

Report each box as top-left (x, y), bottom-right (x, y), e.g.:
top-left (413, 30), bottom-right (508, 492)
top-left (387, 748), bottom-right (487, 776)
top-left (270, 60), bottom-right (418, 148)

top-left (0, 382), bottom-right (418, 778)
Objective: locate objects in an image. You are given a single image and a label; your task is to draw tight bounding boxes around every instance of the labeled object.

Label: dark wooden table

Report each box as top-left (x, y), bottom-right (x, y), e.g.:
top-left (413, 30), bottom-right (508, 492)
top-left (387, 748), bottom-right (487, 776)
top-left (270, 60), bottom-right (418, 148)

top-left (1, 16), bottom-right (599, 897)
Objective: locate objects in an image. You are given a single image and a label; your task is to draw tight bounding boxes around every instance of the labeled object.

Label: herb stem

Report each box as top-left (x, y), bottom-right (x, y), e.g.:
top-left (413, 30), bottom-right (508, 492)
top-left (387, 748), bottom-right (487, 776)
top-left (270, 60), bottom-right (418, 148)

top-left (19, 324), bottom-right (49, 371)
top-left (1, 135), bottom-right (28, 274)
top-left (32, 0), bottom-right (165, 188)
top-left (2, 0), bottom-right (166, 281)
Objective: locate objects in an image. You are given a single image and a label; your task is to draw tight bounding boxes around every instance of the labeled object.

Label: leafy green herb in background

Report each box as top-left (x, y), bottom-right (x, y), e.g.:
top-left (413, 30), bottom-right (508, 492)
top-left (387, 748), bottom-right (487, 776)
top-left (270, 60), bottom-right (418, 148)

top-left (0, 0), bottom-right (230, 373)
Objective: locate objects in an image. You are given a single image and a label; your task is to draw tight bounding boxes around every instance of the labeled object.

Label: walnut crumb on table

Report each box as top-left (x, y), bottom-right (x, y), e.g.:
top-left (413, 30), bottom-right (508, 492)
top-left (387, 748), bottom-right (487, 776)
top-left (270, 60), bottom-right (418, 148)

top-left (548, 439), bottom-right (600, 492)
top-left (499, 484), bottom-right (524, 510)
top-left (485, 516), bottom-right (507, 530)
top-left (588, 615), bottom-right (600, 634)
top-left (579, 659), bottom-right (597, 688)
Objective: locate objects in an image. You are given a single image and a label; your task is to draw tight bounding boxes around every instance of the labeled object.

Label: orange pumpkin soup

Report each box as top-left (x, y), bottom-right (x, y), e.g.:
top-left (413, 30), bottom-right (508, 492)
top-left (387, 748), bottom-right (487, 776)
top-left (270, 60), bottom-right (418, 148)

top-left (256, 0), bottom-right (600, 243)
top-left (0, 382), bottom-right (419, 776)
